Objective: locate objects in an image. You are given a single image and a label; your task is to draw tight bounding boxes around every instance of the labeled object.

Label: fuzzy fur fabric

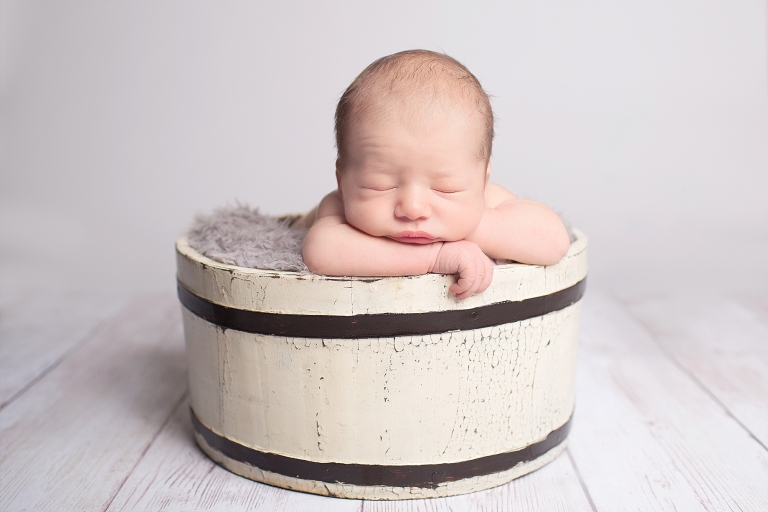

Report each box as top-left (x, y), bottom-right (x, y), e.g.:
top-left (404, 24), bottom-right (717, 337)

top-left (187, 204), bottom-right (576, 272)
top-left (187, 204), bottom-right (309, 272)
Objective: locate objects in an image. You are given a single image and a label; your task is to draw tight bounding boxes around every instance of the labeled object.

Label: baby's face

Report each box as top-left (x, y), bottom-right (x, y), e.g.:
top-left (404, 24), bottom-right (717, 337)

top-left (337, 108), bottom-right (488, 244)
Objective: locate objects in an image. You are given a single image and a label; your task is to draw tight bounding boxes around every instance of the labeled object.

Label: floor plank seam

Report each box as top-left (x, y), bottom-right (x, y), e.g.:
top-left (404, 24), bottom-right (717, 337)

top-left (565, 447), bottom-right (598, 512)
top-left (102, 389), bottom-right (190, 512)
top-left (0, 307), bottom-right (130, 412)
top-left (621, 304), bottom-right (768, 454)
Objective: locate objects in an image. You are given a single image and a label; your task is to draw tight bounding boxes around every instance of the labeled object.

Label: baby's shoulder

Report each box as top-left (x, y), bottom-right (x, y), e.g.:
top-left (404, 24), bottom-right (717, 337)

top-left (297, 191), bottom-right (344, 230)
top-left (484, 182), bottom-right (517, 208)
top-left (316, 190), bottom-right (344, 218)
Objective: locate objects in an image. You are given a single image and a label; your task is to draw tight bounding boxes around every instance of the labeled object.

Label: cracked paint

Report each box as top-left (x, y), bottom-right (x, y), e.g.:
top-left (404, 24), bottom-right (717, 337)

top-left (178, 230), bottom-right (587, 498)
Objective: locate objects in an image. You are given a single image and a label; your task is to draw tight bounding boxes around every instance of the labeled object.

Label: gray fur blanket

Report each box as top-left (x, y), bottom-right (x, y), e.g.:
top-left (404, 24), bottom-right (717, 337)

top-left (188, 205), bottom-right (309, 272)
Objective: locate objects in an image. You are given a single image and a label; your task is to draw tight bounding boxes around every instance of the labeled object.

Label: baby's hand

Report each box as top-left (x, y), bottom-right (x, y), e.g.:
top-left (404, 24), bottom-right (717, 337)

top-left (431, 241), bottom-right (494, 300)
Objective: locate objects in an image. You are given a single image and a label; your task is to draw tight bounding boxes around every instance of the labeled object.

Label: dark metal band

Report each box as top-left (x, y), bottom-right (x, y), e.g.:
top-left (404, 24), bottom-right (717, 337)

top-left (191, 408), bottom-right (572, 488)
top-left (178, 277), bottom-right (585, 339)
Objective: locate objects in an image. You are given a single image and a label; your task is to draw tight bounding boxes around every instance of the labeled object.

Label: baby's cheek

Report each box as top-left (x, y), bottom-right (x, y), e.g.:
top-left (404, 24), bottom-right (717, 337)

top-left (460, 215), bottom-right (483, 239)
top-left (344, 202), bottom-right (385, 236)
top-left (472, 203), bottom-right (487, 231)
top-left (449, 201), bottom-right (484, 238)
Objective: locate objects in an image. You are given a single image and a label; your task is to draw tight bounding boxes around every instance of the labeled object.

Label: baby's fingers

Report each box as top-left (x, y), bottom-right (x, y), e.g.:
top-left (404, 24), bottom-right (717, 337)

top-left (451, 258), bottom-right (494, 300)
top-left (477, 259), bottom-right (494, 294)
top-left (461, 262), bottom-right (490, 299)
top-left (454, 287), bottom-right (476, 300)
top-left (449, 275), bottom-right (474, 298)
top-left (448, 269), bottom-right (482, 300)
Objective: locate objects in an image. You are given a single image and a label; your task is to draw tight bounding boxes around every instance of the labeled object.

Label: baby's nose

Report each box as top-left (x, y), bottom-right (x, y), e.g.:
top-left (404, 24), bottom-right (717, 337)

top-left (395, 188), bottom-right (431, 220)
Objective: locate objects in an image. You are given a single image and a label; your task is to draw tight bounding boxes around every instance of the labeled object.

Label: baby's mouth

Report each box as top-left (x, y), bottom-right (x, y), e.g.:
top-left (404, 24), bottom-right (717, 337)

top-left (390, 231), bottom-right (437, 244)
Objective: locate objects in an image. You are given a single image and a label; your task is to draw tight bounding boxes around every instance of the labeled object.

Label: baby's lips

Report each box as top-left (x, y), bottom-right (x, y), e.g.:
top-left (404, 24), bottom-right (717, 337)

top-left (390, 230), bottom-right (437, 244)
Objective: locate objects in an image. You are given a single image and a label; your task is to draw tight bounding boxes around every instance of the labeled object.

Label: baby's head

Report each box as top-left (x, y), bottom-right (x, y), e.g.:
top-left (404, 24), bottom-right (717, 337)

top-left (334, 50), bottom-right (495, 244)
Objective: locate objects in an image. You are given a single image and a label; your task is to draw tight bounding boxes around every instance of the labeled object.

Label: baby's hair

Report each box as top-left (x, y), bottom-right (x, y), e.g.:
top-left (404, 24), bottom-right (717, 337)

top-left (335, 49), bottom-right (494, 164)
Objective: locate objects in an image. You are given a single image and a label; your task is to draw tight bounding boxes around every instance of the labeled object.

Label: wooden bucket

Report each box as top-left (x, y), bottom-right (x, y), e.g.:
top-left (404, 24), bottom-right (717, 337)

top-left (176, 230), bottom-right (587, 500)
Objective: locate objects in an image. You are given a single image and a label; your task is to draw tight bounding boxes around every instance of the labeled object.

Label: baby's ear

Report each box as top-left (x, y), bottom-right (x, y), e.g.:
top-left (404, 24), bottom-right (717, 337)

top-left (485, 161), bottom-right (492, 184)
top-left (335, 161), bottom-right (343, 194)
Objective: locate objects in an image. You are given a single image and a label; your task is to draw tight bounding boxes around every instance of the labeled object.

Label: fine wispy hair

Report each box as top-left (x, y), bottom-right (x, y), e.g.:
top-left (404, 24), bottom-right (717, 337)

top-left (335, 50), bottom-right (495, 163)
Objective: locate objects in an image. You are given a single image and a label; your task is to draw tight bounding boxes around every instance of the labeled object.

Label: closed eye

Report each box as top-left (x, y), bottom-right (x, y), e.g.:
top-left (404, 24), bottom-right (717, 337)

top-left (433, 189), bottom-right (462, 194)
top-left (363, 186), bottom-right (396, 192)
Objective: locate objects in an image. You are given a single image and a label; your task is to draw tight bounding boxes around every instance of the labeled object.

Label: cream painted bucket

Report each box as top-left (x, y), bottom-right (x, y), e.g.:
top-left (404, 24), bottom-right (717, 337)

top-left (176, 230), bottom-right (587, 500)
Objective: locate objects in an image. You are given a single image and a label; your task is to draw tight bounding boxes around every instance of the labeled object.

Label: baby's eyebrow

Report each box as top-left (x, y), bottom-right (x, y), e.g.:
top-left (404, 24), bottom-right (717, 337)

top-left (432, 169), bottom-right (458, 177)
top-left (430, 168), bottom-right (468, 179)
top-left (358, 163), bottom-right (396, 174)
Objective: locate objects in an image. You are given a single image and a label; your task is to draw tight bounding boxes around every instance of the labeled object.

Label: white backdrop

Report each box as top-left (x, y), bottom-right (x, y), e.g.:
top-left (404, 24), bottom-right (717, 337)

top-left (1, 1), bottom-right (767, 298)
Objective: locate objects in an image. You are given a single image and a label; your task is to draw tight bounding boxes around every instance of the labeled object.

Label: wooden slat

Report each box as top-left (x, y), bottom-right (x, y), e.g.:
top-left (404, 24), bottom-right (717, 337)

top-left (568, 294), bottom-right (768, 511)
top-left (0, 293), bottom-right (131, 408)
top-left (360, 449), bottom-right (594, 512)
top-left (627, 293), bottom-right (768, 448)
top-left (107, 397), bottom-right (362, 512)
top-left (0, 294), bottom-right (188, 511)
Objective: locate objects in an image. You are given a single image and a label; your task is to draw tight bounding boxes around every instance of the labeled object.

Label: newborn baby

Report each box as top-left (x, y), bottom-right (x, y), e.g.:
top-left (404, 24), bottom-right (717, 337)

top-left (301, 50), bottom-right (570, 299)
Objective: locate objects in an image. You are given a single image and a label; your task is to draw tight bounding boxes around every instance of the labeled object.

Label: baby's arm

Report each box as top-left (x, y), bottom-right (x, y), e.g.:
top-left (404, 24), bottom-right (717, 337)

top-left (303, 191), bottom-right (439, 276)
top-left (302, 192), bottom-right (493, 299)
top-left (466, 183), bottom-right (570, 265)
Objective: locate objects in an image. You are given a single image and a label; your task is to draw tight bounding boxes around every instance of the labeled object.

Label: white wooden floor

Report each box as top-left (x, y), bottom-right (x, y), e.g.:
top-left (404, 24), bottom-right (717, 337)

top-left (1, 290), bottom-right (767, 511)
